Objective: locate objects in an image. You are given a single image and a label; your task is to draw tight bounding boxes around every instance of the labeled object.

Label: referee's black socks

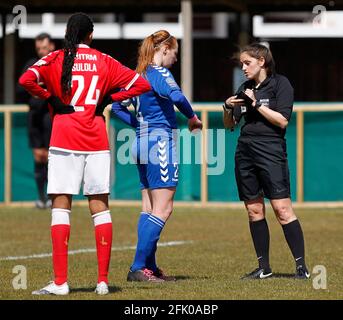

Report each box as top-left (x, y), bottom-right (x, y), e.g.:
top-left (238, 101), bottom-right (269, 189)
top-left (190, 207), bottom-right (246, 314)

top-left (282, 219), bottom-right (306, 267)
top-left (249, 219), bottom-right (270, 269)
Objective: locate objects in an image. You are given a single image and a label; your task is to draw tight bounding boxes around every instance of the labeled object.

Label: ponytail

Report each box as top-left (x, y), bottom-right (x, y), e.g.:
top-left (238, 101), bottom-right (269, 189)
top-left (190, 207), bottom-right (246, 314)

top-left (61, 12), bottom-right (94, 95)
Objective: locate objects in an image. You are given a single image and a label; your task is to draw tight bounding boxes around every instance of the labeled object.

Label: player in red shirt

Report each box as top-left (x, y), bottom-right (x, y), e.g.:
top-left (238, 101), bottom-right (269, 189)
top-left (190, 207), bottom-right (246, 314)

top-left (19, 12), bottom-right (150, 295)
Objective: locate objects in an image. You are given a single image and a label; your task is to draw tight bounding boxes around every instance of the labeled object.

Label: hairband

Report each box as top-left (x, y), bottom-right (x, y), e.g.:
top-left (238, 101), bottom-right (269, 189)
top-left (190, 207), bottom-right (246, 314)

top-left (153, 35), bottom-right (172, 48)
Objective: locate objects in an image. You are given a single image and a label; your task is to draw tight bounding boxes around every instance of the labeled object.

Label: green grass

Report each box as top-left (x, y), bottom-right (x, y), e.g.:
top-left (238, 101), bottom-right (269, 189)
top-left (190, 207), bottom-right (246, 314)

top-left (0, 206), bottom-right (342, 300)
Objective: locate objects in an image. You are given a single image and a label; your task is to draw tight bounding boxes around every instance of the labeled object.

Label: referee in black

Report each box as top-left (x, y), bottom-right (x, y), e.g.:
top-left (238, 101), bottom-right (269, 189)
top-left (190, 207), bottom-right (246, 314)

top-left (223, 43), bottom-right (310, 279)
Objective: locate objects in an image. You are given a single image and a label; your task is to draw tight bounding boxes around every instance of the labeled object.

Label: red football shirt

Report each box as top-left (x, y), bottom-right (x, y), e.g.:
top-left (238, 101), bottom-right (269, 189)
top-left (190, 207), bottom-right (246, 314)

top-left (22, 44), bottom-right (142, 152)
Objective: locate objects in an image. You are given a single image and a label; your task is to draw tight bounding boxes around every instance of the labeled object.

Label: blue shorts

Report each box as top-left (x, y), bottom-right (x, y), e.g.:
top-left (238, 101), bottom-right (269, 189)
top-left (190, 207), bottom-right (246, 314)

top-left (132, 130), bottom-right (179, 190)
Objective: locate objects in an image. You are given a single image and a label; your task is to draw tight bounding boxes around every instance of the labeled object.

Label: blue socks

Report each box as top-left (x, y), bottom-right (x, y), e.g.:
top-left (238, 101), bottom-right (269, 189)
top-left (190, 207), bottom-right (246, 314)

top-left (137, 212), bottom-right (150, 236)
top-left (131, 212), bottom-right (165, 272)
top-left (137, 212), bottom-right (158, 270)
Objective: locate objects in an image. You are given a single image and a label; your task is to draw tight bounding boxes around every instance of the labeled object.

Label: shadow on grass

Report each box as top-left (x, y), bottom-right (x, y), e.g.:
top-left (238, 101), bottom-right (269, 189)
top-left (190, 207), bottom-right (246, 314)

top-left (70, 285), bottom-right (122, 294)
top-left (271, 273), bottom-right (296, 279)
top-left (239, 273), bottom-right (295, 280)
top-left (174, 275), bottom-right (191, 281)
top-left (126, 275), bottom-right (192, 287)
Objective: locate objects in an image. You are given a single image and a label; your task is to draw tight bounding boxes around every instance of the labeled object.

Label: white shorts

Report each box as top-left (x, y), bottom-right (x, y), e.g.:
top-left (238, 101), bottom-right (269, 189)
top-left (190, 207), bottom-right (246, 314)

top-left (47, 149), bottom-right (110, 195)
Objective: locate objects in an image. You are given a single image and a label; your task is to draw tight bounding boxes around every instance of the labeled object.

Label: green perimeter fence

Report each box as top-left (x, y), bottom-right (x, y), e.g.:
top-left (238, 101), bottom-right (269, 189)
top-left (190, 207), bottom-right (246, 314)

top-left (1, 103), bottom-right (343, 205)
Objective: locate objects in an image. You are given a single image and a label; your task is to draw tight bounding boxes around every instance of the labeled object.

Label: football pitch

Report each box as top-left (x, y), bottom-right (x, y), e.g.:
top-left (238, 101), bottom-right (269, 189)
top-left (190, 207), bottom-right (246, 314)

top-left (0, 206), bottom-right (342, 300)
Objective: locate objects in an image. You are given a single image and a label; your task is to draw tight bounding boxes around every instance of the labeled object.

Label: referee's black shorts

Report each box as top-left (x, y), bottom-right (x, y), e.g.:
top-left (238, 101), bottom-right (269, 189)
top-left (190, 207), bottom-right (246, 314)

top-left (235, 135), bottom-right (291, 201)
top-left (27, 109), bottom-right (51, 149)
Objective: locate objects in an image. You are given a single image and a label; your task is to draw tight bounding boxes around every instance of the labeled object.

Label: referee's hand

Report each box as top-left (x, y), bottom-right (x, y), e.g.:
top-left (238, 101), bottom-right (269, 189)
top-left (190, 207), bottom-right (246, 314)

top-left (244, 89), bottom-right (256, 104)
top-left (225, 95), bottom-right (244, 107)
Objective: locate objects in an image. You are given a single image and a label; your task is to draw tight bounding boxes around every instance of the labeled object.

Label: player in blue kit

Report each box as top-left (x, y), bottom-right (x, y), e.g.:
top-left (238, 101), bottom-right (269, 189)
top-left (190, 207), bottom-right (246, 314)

top-left (103, 30), bottom-right (202, 281)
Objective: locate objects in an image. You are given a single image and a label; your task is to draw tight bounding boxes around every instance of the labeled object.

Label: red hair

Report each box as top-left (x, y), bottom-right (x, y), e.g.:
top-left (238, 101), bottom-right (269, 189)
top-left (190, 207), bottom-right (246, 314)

top-left (136, 30), bottom-right (177, 75)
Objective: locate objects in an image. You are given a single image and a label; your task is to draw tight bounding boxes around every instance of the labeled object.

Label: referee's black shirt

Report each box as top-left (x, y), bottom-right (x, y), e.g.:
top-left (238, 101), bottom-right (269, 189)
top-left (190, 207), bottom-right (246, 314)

top-left (235, 73), bottom-right (294, 138)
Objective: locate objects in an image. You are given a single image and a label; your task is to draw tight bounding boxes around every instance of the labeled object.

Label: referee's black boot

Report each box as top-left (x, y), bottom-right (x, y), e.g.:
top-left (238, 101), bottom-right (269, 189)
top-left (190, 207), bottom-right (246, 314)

top-left (241, 267), bottom-right (273, 280)
top-left (295, 265), bottom-right (310, 279)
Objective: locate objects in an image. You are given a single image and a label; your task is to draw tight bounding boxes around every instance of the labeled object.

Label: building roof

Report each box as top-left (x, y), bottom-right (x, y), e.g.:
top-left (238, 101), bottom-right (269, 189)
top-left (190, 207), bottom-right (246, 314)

top-left (1, 0), bottom-right (343, 13)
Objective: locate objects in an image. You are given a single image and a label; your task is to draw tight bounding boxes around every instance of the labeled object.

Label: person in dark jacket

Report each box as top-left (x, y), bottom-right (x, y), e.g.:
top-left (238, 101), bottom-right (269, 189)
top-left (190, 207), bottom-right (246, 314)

top-left (17, 33), bottom-right (55, 209)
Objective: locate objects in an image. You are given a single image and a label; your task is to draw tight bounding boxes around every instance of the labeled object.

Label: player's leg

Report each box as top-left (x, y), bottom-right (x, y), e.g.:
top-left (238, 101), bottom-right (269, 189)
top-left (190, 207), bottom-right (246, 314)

top-left (138, 189), bottom-right (155, 266)
top-left (148, 134), bottom-right (178, 280)
top-left (47, 151), bottom-right (80, 292)
top-left (148, 187), bottom-right (177, 281)
top-left (88, 194), bottom-right (111, 294)
top-left (50, 194), bottom-right (72, 284)
top-left (142, 188), bottom-right (153, 213)
top-left (132, 137), bottom-right (152, 236)
top-left (137, 189), bottom-right (153, 240)
top-left (128, 134), bottom-right (177, 282)
top-left (128, 135), bottom-right (160, 281)
top-left (150, 187), bottom-right (175, 221)
top-left (84, 152), bottom-right (112, 294)
top-left (128, 166), bottom-right (164, 282)
top-left (128, 187), bottom-right (175, 282)
top-left (32, 193), bottom-right (72, 295)
top-left (140, 188), bottom-right (172, 280)
top-left (33, 150), bottom-right (84, 295)
top-left (270, 198), bottom-right (310, 279)
top-left (137, 134), bottom-right (177, 272)
top-left (134, 135), bottom-right (153, 225)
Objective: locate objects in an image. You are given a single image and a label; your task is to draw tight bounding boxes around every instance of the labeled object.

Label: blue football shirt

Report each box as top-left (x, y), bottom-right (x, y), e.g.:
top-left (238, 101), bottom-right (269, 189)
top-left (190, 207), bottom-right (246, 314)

top-left (135, 65), bottom-right (181, 134)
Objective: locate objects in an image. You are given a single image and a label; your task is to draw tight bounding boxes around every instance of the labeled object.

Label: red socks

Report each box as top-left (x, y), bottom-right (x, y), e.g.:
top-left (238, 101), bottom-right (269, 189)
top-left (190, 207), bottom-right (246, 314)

top-left (93, 210), bottom-right (112, 284)
top-left (50, 209), bottom-right (112, 285)
top-left (51, 208), bottom-right (70, 285)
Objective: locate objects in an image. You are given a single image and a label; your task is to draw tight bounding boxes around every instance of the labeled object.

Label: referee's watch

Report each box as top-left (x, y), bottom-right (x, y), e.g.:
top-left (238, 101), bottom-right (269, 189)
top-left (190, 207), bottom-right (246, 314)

top-left (254, 101), bottom-right (262, 109)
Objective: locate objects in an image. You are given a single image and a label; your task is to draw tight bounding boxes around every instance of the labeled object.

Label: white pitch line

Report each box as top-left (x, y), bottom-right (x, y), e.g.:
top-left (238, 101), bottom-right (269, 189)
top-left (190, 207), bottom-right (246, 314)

top-left (0, 240), bottom-right (193, 261)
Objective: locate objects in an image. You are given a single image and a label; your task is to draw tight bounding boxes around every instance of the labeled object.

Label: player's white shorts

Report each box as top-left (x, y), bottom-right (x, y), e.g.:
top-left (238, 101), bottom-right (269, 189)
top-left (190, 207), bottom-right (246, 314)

top-left (47, 149), bottom-right (110, 195)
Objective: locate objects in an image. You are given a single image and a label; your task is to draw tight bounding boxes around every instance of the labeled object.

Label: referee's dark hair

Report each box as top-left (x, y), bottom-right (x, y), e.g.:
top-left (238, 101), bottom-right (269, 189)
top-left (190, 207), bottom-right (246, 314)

top-left (61, 12), bottom-right (94, 95)
top-left (35, 32), bottom-right (52, 42)
top-left (241, 43), bottom-right (275, 76)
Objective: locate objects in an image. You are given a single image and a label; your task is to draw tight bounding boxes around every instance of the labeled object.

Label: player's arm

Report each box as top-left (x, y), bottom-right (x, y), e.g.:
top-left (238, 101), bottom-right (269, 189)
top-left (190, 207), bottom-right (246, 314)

top-left (169, 90), bottom-right (202, 132)
top-left (96, 95), bottom-right (138, 128)
top-left (18, 64), bottom-right (74, 115)
top-left (111, 102), bottom-right (138, 128)
top-left (18, 68), bottom-right (51, 100)
top-left (105, 56), bottom-right (151, 102)
top-left (110, 74), bottom-right (150, 102)
top-left (170, 90), bottom-right (194, 119)
top-left (151, 69), bottom-right (202, 131)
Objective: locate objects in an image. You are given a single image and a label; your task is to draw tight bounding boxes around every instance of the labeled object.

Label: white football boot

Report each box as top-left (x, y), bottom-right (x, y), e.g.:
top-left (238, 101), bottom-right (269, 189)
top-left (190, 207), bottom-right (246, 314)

top-left (95, 281), bottom-right (109, 295)
top-left (32, 281), bottom-right (69, 295)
